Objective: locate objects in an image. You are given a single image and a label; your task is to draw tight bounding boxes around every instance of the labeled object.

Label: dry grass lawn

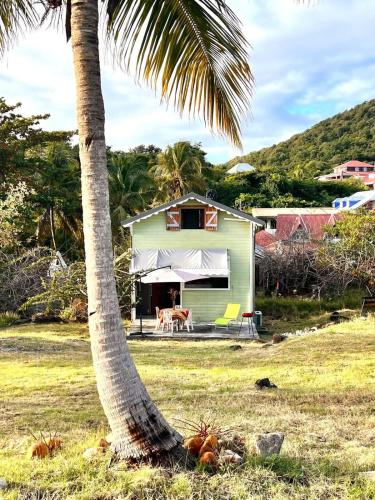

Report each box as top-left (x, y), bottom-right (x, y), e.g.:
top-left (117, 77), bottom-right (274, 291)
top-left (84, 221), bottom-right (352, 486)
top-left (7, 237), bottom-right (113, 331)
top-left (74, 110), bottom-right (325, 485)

top-left (0, 317), bottom-right (374, 499)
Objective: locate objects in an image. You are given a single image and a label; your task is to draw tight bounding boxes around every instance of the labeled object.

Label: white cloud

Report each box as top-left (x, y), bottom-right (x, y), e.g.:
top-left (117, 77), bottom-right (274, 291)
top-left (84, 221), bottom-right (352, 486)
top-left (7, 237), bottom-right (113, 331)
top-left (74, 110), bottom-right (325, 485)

top-left (0, 0), bottom-right (374, 163)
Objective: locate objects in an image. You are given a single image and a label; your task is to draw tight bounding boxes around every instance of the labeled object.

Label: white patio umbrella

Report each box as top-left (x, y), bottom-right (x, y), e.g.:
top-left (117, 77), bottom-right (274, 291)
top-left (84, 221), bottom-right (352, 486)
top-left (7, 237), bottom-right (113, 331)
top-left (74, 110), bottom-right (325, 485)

top-left (140, 268), bottom-right (207, 283)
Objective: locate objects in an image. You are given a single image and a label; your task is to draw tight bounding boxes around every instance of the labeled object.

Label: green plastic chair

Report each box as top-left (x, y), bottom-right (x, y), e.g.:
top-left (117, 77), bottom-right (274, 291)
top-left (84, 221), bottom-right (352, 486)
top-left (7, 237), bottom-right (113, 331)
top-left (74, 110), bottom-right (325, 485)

top-left (214, 303), bottom-right (241, 329)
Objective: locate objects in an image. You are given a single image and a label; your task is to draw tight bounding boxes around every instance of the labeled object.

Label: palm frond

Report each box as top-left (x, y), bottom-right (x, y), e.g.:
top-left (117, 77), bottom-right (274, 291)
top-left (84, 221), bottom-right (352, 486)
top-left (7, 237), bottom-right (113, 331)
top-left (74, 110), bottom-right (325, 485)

top-left (103, 0), bottom-right (253, 148)
top-left (0, 0), bottom-right (38, 55)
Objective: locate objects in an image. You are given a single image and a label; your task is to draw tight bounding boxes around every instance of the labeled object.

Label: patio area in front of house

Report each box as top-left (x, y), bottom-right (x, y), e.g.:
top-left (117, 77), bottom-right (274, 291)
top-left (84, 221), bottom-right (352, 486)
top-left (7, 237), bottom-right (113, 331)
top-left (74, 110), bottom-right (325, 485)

top-left (127, 317), bottom-right (261, 340)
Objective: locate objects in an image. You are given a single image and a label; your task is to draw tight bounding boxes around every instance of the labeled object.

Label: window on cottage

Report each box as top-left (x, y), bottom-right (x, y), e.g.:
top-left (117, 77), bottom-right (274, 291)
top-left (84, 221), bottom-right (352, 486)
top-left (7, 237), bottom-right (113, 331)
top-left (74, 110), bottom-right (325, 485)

top-left (181, 208), bottom-right (205, 229)
top-left (184, 277), bottom-right (229, 289)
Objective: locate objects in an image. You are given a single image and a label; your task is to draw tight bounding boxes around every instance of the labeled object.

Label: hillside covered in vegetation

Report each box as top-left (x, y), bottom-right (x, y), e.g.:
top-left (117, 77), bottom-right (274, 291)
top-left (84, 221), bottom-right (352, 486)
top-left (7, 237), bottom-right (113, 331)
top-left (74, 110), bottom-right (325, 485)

top-left (229, 100), bottom-right (375, 175)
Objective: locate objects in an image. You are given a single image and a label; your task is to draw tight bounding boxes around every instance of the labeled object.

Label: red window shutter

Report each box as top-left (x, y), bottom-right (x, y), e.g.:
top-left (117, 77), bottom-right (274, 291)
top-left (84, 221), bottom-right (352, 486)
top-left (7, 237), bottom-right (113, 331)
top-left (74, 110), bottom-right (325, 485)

top-left (166, 209), bottom-right (180, 231)
top-left (205, 208), bottom-right (218, 231)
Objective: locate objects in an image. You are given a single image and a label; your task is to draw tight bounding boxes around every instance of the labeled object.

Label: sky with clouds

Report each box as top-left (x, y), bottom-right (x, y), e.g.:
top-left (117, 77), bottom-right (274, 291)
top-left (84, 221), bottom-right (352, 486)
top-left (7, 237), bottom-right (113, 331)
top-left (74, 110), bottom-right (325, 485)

top-left (0, 0), bottom-right (374, 163)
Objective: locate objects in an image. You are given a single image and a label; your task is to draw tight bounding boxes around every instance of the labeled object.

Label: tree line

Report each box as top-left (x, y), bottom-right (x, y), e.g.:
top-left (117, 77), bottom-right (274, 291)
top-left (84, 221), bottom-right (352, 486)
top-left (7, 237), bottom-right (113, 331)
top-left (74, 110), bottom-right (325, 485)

top-left (1, 98), bottom-right (362, 259)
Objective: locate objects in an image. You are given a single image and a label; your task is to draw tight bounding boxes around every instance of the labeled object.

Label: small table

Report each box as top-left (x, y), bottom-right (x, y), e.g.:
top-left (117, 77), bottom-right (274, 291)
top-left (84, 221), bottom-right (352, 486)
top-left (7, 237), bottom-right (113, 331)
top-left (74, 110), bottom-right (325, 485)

top-left (238, 312), bottom-right (257, 337)
top-left (159, 308), bottom-right (189, 323)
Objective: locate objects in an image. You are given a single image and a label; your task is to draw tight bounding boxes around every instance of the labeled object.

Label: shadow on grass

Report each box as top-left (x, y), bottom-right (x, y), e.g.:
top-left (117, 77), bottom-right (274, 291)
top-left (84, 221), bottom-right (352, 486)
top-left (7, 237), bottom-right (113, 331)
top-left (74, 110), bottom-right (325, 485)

top-left (0, 336), bottom-right (89, 354)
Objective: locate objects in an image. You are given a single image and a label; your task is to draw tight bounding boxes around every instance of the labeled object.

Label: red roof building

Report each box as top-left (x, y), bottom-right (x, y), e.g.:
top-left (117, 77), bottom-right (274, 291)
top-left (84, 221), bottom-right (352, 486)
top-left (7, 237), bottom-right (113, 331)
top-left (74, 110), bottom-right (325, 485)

top-left (318, 159), bottom-right (375, 188)
top-left (256, 213), bottom-right (340, 252)
top-left (255, 230), bottom-right (278, 249)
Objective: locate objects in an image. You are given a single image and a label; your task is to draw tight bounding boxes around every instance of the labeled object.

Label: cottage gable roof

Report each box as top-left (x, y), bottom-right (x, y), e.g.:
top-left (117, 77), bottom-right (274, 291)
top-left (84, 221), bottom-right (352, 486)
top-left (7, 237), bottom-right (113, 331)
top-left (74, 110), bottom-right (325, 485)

top-left (122, 192), bottom-right (264, 227)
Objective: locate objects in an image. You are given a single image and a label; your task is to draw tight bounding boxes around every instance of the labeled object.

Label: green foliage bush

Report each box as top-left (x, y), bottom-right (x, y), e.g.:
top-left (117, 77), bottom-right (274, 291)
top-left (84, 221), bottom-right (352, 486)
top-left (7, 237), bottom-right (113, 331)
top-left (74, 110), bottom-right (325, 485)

top-left (256, 289), bottom-right (363, 319)
top-left (59, 306), bottom-right (75, 322)
top-left (256, 297), bottom-right (319, 319)
top-left (20, 262), bottom-right (87, 318)
top-left (214, 169), bottom-right (359, 209)
top-left (316, 211), bottom-right (375, 296)
top-left (20, 248), bottom-right (134, 321)
top-left (0, 311), bottom-right (20, 328)
top-left (0, 247), bottom-right (53, 314)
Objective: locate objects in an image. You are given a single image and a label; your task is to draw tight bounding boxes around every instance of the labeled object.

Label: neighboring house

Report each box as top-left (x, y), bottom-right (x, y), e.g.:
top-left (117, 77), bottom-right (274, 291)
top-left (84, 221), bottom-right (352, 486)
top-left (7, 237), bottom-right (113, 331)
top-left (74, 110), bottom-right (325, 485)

top-left (254, 209), bottom-right (339, 252)
top-left (332, 190), bottom-right (375, 211)
top-left (275, 214), bottom-right (338, 243)
top-left (122, 192), bottom-right (264, 322)
top-left (318, 160), bottom-right (375, 188)
top-left (252, 207), bottom-right (337, 235)
top-left (226, 162), bottom-right (256, 175)
top-left (255, 229), bottom-right (278, 251)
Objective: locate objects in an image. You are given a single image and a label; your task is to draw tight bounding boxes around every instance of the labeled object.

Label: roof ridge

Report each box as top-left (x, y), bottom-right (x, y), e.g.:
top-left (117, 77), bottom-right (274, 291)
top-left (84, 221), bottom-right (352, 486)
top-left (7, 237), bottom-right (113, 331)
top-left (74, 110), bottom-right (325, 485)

top-left (122, 192), bottom-right (264, 227)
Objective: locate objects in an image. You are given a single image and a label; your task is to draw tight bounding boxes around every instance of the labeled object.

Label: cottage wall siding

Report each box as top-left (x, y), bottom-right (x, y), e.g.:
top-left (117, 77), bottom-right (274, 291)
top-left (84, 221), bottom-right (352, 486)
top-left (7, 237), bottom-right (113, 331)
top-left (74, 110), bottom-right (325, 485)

top-left (132, 201), bottom-right (250, 321)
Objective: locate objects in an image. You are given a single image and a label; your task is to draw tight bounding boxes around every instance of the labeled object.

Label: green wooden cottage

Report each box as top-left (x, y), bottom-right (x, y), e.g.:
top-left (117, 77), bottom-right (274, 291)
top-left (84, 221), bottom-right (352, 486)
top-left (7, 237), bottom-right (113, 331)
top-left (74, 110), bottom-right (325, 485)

top-left (122, 193), bottom-right (264, 322)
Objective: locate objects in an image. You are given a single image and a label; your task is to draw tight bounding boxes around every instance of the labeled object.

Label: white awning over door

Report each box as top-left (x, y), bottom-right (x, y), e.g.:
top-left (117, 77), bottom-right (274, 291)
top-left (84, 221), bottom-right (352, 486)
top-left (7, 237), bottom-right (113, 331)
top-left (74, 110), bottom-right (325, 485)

top-left (130, 248), bottom-right (229, 276)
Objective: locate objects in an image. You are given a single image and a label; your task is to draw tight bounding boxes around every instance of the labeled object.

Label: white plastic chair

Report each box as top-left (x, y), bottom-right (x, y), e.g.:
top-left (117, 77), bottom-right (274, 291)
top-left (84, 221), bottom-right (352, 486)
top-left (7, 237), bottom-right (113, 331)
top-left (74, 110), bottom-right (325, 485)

top-left (162, 310), bottom-right (179, 333)
top-left (154, 306), bottom-right (161, 332)
top-left (186, 310), bottom-right (194, 332)
top-left (180, 310), bottom-right (194, 332)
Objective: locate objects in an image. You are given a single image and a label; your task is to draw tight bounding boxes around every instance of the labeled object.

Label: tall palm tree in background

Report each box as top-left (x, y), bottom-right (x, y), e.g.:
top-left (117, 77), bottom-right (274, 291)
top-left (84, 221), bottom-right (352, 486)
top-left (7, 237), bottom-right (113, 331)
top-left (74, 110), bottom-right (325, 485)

top-left (152, 141), bottom-right (207, 200)
top-left (108, 153), bottom-right (155, 231)
top-left (29, 142), bottom-right (83, 251)
top-left (0, 0), bottom-right (252, 461)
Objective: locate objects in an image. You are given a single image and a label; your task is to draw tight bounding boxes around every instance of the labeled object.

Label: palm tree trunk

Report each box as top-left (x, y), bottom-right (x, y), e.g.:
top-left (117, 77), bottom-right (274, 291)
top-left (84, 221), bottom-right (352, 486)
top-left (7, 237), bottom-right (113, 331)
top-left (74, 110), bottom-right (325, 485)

top-left (49, 206), bottom-right (57, 251)
top-left (70, 0), bottom-right (183, 461)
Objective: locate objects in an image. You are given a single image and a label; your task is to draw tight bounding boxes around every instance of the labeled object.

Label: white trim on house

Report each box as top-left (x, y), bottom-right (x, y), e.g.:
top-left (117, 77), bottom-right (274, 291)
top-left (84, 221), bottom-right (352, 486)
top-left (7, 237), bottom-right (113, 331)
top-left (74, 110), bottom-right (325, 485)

top-left (122, 192), bottom-right (264, 228)
top-left (249, 224), bottom-right (255, 312)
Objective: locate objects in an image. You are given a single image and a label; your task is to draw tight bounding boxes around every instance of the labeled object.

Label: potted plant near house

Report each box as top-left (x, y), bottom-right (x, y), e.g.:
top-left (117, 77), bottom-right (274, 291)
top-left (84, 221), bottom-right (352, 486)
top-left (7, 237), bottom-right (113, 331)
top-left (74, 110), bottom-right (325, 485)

top-left (168, 288), bottom-right (180, 309)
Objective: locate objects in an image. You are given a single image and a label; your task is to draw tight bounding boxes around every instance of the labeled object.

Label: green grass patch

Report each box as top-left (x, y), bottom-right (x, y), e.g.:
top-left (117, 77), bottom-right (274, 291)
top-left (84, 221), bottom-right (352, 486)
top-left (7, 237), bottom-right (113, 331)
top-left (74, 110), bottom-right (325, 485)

top-left (0, 318), bottom-right (374, 498)
top-left (256, 289), bottom-right (364, 325)
top-left (0, 311), bottom-right (20, 328)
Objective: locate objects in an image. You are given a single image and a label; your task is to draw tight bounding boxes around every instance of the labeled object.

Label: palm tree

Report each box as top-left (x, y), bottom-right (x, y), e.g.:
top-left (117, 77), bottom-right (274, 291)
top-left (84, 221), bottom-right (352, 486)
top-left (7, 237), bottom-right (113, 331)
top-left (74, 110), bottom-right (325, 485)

top-left (1, 0), bottom-right (252, 461)
top-left (108, 152), bottom-right (155, 231)
top-left (152, 141), bottom-right (207, 201)
top-left (29, 142), bottom-right (83, 251)
top-left (291, 164), bottom-right (305, 180)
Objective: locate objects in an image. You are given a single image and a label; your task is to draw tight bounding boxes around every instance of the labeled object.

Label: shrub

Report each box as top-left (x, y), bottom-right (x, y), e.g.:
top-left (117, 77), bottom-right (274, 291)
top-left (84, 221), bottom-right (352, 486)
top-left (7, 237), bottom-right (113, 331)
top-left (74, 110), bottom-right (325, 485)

top-left (0, 311), bottom-right (20, 328)
top-left (0, 248), bottom-right (53, 314)
top-left (59, 301), bottom-right (88, 322)
top-left (256, 297), bottom-right (318, 319)
top-left (21, 252), bottom-right (134, 322)
top-left (59, 306), bottom-right (75, 322)
top-left (256, 289), bottom-right (363, 319)
top-left (21, 262), bottom-right (87, 318)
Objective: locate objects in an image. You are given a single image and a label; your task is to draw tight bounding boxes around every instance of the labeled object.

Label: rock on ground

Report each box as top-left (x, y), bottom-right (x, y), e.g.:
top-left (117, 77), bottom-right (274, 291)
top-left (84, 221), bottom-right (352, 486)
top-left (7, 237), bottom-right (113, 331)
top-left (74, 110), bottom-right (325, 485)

top-left (255, 432), bottom-right (284, 457)
top-left (222, 449), bottom-right (242, 464)
top-left (359, 471), bottom-right (375, 481)
top-left (0, 478), bottom-right (7, 490)
top-left (255, 378), bottom-right (278, 390)
top-left (83, 447), bottom-right (106, 460)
